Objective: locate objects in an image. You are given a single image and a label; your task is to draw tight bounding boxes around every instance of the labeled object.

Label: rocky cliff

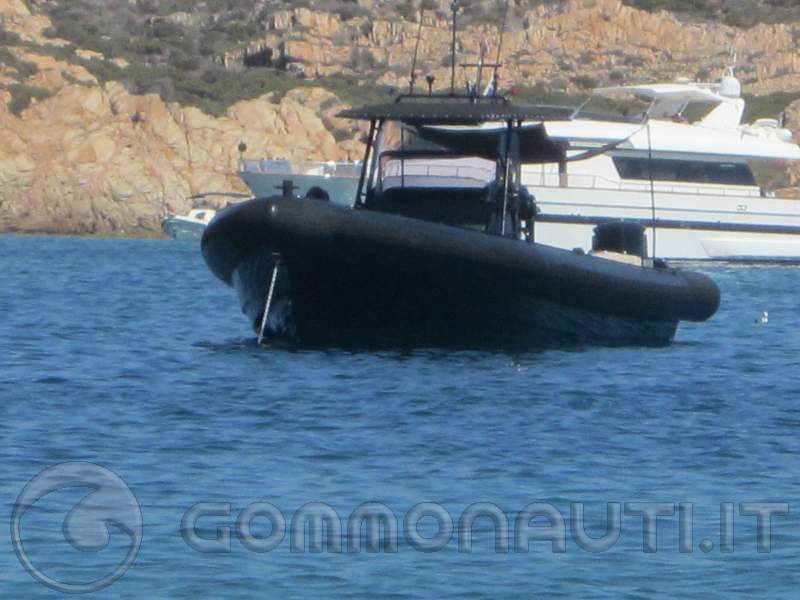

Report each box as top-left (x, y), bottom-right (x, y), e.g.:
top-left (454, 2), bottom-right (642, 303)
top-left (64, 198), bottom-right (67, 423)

top-left (232, 0), bottom-right (800, 96)
top-left (0, 81), bottom-right (363, 235)
top-left (0, 0), bottom-right (365, 235)
top-left (3, 0), bottom-right (800, 236)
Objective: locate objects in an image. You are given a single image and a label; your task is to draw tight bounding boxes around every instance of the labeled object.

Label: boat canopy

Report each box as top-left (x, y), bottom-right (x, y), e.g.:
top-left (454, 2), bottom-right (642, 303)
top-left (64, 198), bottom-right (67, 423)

top-left (339, 99), bottom-right (571, 162)
top-left (338, 100), bottom-right (574, 125)
top-left (412, 123), bottom-right (564, 163)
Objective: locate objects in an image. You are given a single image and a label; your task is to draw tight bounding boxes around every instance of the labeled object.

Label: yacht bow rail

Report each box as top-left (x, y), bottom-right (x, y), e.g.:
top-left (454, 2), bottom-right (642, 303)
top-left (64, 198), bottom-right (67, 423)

top-left (524, 171), bottom-right (767, 199)
top-left (240, 159), bottom-right (362, 178)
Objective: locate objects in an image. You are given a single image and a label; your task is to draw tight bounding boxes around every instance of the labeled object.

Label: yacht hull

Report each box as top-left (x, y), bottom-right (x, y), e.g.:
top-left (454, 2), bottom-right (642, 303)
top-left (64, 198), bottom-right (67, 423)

top-left (529, 186), bottom-right (800, 261)
top-left (239, 171), bottom-right (359, 205)
top-left (202, 197), bottom-right (720, 349)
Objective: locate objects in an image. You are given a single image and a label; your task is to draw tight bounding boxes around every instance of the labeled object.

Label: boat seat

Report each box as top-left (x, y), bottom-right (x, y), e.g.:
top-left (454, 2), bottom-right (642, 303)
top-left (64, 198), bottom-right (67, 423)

top-left (367, 186), bottom-right (492, 231)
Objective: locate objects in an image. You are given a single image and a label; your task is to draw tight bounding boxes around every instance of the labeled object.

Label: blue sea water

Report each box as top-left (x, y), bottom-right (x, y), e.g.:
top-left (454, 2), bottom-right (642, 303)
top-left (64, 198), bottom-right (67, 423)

top-left (0, 234), bottom-right (799, 599)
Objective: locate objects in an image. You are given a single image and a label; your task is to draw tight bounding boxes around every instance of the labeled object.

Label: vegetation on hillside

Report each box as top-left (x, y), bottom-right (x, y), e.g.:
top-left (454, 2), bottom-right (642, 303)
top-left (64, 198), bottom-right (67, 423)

top-left (0, 27), bottom-right (54, 114)
top-left (25, 0), bottom-right (415, 113)
top-left (4, 1), bottom-right (800, 117)
top-left (623, 1), bottom-right (800, 28)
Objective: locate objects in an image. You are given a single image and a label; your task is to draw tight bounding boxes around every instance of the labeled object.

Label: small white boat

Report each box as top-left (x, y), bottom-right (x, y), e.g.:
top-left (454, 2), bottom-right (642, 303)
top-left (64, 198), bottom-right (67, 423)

top-left (162, 208), bottom-right (217, 241)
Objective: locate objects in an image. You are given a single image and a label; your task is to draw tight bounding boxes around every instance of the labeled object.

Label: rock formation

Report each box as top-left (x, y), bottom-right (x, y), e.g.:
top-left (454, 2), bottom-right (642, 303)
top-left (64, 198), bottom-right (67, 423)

top-left (0, 80), bottom-right (362, 235)
top-left (0, 0), bottom-right (363, 235)
top-left (228, 0), bottom-right (800, 96)
top-left (3, 0), bottom-right (800, 235)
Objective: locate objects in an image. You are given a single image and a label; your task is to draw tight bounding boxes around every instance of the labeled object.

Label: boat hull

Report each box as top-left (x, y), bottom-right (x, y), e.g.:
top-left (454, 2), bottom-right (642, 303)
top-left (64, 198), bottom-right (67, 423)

top-left (202, 198), bottom-right (720, 349)
top-left (162, 217), bottom-right (207, 241)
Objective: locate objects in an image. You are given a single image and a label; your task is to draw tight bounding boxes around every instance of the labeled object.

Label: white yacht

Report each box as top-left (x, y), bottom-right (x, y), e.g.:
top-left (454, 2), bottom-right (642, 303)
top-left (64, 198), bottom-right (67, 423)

top-left (523, 68), bottom-right (800, 261)
top-left (239, 159), bottom-right (361, 205)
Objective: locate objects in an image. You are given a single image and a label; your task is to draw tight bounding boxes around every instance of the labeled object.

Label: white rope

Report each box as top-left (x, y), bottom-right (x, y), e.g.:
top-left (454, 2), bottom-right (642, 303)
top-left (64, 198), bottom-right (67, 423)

top-left (257, 259), bottom-right (280, 345)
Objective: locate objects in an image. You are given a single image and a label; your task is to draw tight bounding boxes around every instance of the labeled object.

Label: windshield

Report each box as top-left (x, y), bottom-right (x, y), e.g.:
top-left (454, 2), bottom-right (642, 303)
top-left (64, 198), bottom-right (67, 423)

top-left (374, 121), bottom-right (495, 192)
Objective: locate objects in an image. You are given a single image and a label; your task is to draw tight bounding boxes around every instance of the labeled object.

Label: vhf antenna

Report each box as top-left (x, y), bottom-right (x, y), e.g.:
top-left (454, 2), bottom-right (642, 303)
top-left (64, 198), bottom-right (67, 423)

top-left (490, 0), bottom-right (511, 94)
top-left (475, 41), bottom-right (487, 97)
top-left (450, 0), bottom-right (461, 95)
top-left (408, 6), bottom-right (426, 94)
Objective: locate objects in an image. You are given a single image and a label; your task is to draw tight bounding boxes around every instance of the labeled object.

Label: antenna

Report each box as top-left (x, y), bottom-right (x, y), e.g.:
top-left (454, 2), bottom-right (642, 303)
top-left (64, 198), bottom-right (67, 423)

top-left (475, 40), bottom-right (487, 97)
top-left (568, 97), bottom-right (592, 121)
top-left (460, 49), bottom-right (502, 100)
top-left (408, 7), bottom-right (426, 94)
top-left (450, 1), bottom-right (461, 95)
top-left (726, 46), bottom-right (737, 77)
top-left (490, 0), bottom-right (511, 93)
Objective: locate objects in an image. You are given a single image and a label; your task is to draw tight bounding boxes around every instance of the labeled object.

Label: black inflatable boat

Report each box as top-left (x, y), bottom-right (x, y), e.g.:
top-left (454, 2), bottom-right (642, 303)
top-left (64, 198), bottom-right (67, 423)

top-left (202, 97), bottom-right (719, 348)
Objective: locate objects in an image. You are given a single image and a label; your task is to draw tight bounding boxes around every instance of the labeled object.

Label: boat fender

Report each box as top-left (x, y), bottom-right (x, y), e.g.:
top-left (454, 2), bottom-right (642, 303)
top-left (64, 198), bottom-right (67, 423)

top-left (518, 188), bottom-right (538, 220)
top-left (306, 186), bottom-right (331, 202)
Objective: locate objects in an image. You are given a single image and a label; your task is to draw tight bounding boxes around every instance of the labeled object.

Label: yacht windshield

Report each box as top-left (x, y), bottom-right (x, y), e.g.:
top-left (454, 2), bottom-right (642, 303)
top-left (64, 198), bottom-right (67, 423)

top-left (574, 92), bottom-right (651, 122)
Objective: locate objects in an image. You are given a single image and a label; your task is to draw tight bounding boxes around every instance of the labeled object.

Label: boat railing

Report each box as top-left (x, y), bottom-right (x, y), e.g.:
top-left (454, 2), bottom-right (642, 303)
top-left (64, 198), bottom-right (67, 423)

top-left (240, 159), bottom-right (362, 178)
top-left (524, 171), bottom-right (765, 198)
top-left (382, 160), bottom-right (495, 186)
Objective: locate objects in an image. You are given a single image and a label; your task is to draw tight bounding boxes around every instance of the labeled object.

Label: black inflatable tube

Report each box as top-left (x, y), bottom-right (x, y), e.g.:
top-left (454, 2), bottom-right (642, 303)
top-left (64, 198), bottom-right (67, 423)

top-left (202, 197), bottom-right (720, 324)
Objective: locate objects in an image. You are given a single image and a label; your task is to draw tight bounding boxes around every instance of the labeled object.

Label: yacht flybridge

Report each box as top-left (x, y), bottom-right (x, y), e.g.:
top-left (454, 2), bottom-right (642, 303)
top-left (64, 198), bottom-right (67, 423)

top-left (524, 68), bottom-right (800, 261)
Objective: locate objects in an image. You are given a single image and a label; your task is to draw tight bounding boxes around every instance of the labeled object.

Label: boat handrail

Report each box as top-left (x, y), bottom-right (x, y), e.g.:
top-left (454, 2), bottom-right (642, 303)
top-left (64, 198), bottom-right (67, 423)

top-left (525, 171), bottom-right (767, 198)
top-left (381, 159), bottom-right (495, 187)
top-left (240, 158), bottom-right (362, 178)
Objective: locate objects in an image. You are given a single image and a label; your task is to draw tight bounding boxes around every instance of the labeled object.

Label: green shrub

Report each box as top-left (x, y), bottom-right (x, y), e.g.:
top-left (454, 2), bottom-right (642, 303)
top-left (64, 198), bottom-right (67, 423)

top-left (623, 0), bottom-right (800, 25)
top-left (571, 75), bottom-right (599, 90)
top-left (743, 92), bottom-right (800, 122)
top-left (348, 48), bottom-right (378, 72)
top-left (0, 26), bottom-right (22, 45)
top-left (609, 69), bottom-right (625, 83)
top-left (62, 72), bottom-right (95, 87)
top-left (513, 83), bottom-right (584, 107)
top-left (7, 84), bottom-right (53, 116)
top-left (0, 47), bottom-right (39, 79)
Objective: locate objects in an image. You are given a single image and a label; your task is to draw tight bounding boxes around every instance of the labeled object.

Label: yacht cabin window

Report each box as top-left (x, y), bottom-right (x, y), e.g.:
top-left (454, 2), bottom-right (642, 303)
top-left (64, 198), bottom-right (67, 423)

top-left (612, 157), bottom-right (757, 186)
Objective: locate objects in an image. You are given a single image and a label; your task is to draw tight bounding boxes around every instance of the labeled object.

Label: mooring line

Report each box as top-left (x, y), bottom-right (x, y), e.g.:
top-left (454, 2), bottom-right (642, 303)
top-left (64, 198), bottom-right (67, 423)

top-left (257, 255), bottom-right (281, 345)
